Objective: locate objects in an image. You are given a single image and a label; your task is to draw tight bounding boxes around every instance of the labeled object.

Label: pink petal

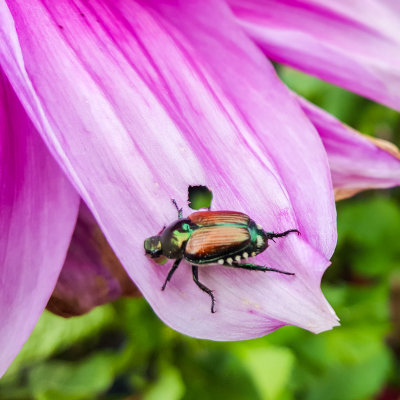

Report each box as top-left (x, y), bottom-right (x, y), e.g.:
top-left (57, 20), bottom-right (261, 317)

top-left (229, 0), bottom-right (400, 110)
top-left (0, 0), bottom-right (338, 341)
top-left (47, 202), bottom-right (140, 318)
top-left (0, 69), bottom-right (79, 376)
top-left (297, 95), bottom-right (400, 200)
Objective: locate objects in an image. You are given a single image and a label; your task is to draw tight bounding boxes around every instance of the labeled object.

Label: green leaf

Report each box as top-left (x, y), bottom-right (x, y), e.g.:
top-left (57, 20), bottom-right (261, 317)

top-left (144, 367), bottom-right (185, 400)
top-left (235, 345), bottom-right (295, 400)
top-left (28, 353), bottom-right (117, 400)
top-left (306, 350), bottom-right (392, 400)
top-left (4, 305), bottom-right (115, 378)
top-left (335, 197), bottom-right (400, 278)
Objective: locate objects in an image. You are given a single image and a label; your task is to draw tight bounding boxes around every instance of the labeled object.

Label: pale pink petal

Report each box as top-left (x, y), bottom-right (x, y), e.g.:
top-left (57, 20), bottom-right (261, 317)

top-left (47, 202), bottom-right (140, 318)
top-left (0, 70), bottom-right (79, 376)
top-left (229, 0), bottom-right (400, 110)
top-left (297, 95), bottom-right (400, 200)
top-left (0, 0), bottom-right (338, 342)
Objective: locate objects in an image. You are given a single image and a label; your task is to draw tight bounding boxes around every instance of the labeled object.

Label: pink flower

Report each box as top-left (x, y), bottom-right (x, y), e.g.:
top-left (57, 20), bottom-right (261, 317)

top-left (1, 0), bottom-right (399, 376)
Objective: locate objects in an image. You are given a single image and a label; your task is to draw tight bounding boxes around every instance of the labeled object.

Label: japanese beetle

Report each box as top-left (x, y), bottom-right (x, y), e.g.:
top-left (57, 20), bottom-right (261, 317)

top-left (144, 200), bottom-right (298, 313)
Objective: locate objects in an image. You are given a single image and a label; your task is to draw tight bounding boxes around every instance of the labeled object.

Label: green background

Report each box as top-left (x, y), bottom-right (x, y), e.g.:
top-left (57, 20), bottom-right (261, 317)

top-left (1, 66), bottom-right (399, 400)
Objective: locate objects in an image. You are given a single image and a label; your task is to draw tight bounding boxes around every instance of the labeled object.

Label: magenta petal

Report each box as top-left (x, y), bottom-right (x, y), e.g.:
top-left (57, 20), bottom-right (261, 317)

top-left (0, 0), bottom-right (338, 339)
top-left (47, 202), bottom-right (140, 318)
top-left (0, 70), bottom-right (79, 376)
top-left (297, 95), bottom-right (400, 200)
top-left (229, 0), bottom-right (400, 110)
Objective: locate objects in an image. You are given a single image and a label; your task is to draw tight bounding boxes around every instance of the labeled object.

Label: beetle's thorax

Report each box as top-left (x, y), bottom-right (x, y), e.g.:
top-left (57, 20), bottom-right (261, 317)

top-left (160, 218), bottom-right (194, 259)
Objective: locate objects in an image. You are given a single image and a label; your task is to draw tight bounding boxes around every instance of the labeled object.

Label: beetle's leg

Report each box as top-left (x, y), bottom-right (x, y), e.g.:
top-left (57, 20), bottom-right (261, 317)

top-left (192, 265), bottom-right (216, 313)
top-left (231, 262), bottom-right (294, 276)
top-left (171, 199), bottom-right (183, 219)
top-left (266, 229), bottom-right (300, 241)
top-left (162, 258), bottom-right (182, 291)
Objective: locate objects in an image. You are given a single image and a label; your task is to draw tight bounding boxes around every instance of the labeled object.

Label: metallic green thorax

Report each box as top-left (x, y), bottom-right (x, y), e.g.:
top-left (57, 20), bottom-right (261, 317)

top-left (144, 222), bottom-right (193, 259)
top-left (159, 219), bottom-right (194, 259)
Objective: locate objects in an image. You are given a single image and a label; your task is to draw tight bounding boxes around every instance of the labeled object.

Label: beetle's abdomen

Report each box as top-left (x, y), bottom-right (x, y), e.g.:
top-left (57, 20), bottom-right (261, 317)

top-left (185, 225), bottom-right (251, 264)
top-left (188, 211), bottom-right (249, 226)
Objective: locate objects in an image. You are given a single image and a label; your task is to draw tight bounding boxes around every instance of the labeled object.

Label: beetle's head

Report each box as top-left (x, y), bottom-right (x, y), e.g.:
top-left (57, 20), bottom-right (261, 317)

top-left (144, 235), bottom-right (163, 259)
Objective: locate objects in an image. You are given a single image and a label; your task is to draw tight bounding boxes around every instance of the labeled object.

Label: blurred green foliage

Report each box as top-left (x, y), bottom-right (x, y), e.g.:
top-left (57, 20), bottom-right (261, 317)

top-left (1, 66), bottom-right (400, 400)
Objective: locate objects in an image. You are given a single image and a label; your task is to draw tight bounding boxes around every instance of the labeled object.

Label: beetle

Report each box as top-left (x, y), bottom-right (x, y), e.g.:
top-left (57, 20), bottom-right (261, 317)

top-left (144, 200), bottom-right (299, 313)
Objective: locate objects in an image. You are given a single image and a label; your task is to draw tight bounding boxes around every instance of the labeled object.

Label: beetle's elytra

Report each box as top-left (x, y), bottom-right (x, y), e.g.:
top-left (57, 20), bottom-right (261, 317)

top-left (144, 200), bottom-right (299, 313)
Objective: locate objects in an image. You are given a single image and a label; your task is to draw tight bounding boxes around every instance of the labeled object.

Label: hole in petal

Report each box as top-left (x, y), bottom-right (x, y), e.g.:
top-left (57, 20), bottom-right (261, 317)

top-left (188, 185), bottom-right (213, 210)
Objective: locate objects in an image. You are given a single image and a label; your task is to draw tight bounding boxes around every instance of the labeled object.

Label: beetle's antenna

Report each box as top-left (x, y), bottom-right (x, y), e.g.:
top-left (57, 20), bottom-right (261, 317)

top-left (171, 199), bottom-right (183, 219)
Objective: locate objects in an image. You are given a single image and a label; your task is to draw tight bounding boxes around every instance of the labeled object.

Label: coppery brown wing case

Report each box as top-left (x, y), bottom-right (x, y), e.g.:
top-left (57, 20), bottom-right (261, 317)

top-left (184, 225), bottom-right (250, 263)
top-left (188, 211), bottom-right (250, 226)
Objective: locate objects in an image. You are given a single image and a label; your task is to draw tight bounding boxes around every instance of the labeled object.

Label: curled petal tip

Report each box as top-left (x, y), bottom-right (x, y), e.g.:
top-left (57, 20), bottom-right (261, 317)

top-left (305, 300), bottom-right (340, 334)
top-left (297, 95), bottom-right (400, 200)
